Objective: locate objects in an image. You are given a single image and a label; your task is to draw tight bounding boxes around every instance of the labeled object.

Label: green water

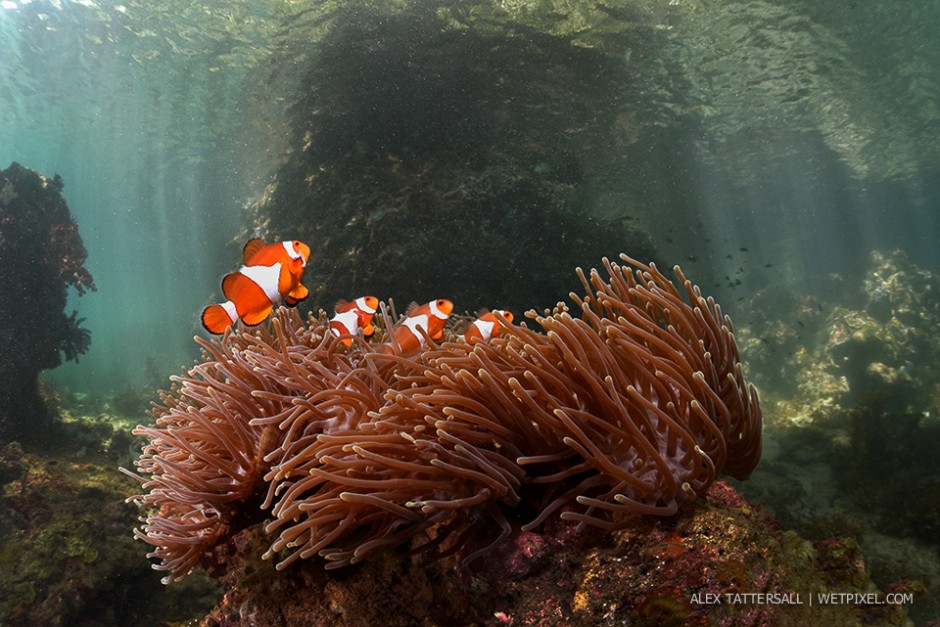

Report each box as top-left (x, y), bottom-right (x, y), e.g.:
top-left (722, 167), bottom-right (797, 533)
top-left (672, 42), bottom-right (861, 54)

top-left (3, 0), bottom-right (940, 623)
top-left (3, 1), bottom-right (940, 395)
top-left (1, 0), bottom-right (302, 393)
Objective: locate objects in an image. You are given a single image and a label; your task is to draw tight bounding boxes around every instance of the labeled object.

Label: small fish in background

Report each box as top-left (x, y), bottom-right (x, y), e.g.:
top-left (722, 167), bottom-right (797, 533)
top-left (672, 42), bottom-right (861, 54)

top-left (384, 298), bottom-right (454, 355)
top-left (201, 238), bottom-right (311, 334)
top-left (329, 295), bottom-right (379, 346)
top-left (463, 309), bottom-right (514, 344)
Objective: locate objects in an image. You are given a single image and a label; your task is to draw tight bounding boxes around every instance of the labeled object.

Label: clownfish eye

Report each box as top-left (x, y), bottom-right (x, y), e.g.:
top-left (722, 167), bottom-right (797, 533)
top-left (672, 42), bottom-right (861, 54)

top-left (437, 299), bottom-right (445, 306)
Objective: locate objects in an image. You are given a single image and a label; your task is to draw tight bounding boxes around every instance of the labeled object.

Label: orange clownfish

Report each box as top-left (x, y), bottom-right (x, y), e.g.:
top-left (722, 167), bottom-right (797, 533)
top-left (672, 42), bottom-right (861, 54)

top-left (464, 309), bottom-right (514, 344)
top-left (329, 295), bottom-right (379, 346)
top-left (201, 238), bottom-right (311, 335)
top-left (385, 298), bottom-right (454, 355)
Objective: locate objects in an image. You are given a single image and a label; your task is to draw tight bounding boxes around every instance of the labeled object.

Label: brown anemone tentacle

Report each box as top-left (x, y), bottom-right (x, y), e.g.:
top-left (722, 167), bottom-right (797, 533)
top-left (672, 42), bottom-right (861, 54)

top-left (124, 257), bottom-right (763, 580)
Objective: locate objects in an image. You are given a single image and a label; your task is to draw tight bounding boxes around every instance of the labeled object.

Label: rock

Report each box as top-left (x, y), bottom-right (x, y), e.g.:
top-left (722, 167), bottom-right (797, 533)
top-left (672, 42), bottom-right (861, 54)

top-left (200, 482), bottom-right (907, 626)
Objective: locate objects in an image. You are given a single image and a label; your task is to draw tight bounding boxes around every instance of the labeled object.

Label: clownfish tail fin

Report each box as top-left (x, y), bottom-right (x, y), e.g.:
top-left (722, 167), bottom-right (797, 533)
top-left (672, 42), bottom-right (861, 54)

top-left (202, 301), bottom-right (237, 334)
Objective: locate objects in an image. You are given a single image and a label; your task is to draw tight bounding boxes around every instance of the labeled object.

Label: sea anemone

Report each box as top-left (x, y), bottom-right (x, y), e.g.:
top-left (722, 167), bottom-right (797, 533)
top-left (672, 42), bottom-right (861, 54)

top-left (123, 255), bottom-right (762, 582)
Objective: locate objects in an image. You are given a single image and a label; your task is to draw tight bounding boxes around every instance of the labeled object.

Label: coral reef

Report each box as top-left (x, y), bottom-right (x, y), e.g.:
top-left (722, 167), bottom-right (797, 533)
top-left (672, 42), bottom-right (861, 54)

top-left (124, 255), bottom-right (761, 584)
top-left (200, 481), bottom-right (910, 626)
top-left (0, 416), bottom-right (218, 627)
top-left (740, 249), bottom-right (940, 427)
top-left (733, 249), bottom-right (940, 622)
top-left (0, 162), bottom-right (96, 441)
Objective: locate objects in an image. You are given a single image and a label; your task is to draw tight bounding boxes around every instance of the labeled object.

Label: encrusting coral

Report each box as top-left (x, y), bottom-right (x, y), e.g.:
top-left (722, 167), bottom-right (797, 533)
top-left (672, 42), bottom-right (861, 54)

top-left (123, 254), bottom-right (762, 583)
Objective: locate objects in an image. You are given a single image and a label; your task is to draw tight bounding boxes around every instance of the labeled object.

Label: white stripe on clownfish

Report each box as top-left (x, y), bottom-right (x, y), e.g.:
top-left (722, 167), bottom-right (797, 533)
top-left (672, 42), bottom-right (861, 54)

top-left (283, 240), bottom-right (307, 265)
top-left (429, 301), bottom-right (449, 319)
top-left (470, 318), bottom-right (496, 340)
top-left (331, 309), bottom-right (360, 333)
top-left (402, 313), bottom-right (432, 346)
top-left (239, 262), bottom-right (283, 304)
top-left (354, 296), bottom-right (377, 313)
top-left (220, 300), bottom-right (239, 325)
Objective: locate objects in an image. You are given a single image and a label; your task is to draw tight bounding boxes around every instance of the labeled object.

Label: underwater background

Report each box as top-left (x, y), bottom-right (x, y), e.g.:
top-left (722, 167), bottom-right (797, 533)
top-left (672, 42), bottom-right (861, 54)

top-left (1, 0), bottom-right (939, 625)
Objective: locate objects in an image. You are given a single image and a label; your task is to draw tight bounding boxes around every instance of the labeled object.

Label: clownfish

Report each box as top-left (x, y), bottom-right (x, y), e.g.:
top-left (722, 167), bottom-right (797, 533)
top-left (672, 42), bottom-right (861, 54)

top-left (463, 309), bottom-right (514, 344)
top-left (329, 295), bottom-right (379, 346)
top-left (384, 298), bottom-right (454, 355)
top-left (201, 238), bottom-right (311, 335)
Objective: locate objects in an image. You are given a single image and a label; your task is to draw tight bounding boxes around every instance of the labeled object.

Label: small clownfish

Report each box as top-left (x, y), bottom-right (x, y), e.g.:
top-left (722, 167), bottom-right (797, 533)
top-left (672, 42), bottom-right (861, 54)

top-left (329, 295), bottom-right (379, 346)
top-left (201, 238), bottom-right (311, 335)
top-left (384, 298), bottom-right (454, 355)
top-left (463, 309), bottom-right (514, 345)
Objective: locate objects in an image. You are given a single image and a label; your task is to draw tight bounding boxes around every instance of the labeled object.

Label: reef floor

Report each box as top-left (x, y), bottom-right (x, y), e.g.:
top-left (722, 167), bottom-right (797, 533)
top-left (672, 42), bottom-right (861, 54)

top-left (0, 379), bottom-right (933, 626)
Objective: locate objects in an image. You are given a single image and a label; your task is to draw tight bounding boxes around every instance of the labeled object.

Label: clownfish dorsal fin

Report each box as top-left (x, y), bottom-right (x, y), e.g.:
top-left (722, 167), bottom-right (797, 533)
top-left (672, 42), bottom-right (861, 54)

top-left (242, 238), bottom-right (267, 264)
top-left (475, 307), bottom-right (491, 318)
top-left (404, 301), bottom-right (421, 316)
top-left (334, 299), bottom-right (351, 313)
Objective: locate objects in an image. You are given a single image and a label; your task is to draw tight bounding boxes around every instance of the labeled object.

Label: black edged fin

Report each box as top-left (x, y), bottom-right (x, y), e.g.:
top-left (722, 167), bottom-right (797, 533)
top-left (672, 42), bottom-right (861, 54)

top-left (220, 272), bottom-right (240, 301)
top-left (242, 238), bottom-right (267, 263)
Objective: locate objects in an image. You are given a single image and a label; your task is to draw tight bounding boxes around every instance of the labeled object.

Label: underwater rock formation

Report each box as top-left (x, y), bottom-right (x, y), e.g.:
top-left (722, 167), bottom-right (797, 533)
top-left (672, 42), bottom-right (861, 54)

top-left (125, 256), bottom-right (762, 585)
top-left (830, 396), bottom-right (940, 547)
top-left (0, 162), bottom-right (95, 441)
top-left (240, 1), bottom-right (940, 318)
top-left (200, 481), bottom-right (912, 626)
top-left (741, 249), bottom-right (940, 426)
top-left (0, 430), bottom-right (218, 627)
top-left (244, 6), bottom-right (656, 313)
top-left (817, 251), bottom-right (940, 548)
